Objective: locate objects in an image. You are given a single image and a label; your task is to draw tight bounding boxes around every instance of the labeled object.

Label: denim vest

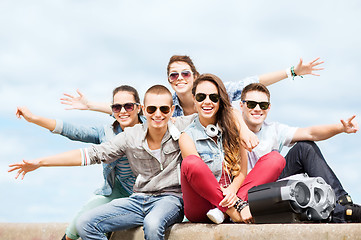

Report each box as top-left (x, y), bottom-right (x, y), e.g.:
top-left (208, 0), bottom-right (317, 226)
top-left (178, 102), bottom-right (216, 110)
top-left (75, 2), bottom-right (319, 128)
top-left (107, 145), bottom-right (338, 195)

top-left (184, 117), bottom-right (224, 181)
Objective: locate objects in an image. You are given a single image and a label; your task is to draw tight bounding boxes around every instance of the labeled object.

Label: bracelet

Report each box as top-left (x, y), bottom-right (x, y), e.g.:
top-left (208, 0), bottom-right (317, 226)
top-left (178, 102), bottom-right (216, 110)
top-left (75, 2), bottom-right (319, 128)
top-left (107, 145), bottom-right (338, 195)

top-left (290, 66), bottom-right (303, 81)
top-left (234, 199), bottom-right (242, 209)
top-left (237, 201), bottom-right (249, 212)
top-left (233, 198), bottom-right (249, 212)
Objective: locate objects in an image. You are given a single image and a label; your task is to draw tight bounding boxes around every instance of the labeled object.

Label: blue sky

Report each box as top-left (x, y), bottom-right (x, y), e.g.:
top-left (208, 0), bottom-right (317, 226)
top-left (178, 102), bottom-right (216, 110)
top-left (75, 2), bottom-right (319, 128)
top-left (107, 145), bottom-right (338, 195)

top-left (1, 0), bottom-right (361, 222)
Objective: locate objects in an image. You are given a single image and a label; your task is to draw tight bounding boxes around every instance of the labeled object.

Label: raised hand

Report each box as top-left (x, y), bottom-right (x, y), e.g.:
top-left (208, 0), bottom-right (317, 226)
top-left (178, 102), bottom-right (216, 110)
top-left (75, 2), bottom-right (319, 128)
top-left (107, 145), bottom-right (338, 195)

top-left (16, 106), bottom-right (35, 123)
top-left (294, 57), bottom-right (324, 76)
top-left (8, 159), bottom-right (41, 180)
top-left (341, 115), bottom-right (359, 134)
top-left (60, 89), bottom-right (89, 110)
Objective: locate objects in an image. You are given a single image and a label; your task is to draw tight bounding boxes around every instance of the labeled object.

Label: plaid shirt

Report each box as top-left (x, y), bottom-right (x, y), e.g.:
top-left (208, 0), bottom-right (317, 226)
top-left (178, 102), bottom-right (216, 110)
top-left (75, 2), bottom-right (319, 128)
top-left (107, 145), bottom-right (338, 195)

top-left (172, 76), bottom-right (259, 117)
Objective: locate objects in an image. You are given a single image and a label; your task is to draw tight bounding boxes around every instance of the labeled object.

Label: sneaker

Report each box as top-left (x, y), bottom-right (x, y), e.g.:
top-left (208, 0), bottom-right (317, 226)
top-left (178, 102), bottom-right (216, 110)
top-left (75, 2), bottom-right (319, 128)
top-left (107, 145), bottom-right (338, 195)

top-left (344, 203), bottom-right (361, 223)
top-left (338, 195), bottom-right (361, 223)
top-left (338, 194), bottom-right (353, 206)
top-left (206, 208), bottom-right (225, 224)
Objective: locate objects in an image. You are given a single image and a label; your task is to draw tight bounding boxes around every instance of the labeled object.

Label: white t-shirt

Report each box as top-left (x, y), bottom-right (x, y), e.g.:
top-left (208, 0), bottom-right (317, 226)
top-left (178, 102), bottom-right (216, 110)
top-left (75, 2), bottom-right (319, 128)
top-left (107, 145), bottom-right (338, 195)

top-left (247, 121), bottom-right (298, 171)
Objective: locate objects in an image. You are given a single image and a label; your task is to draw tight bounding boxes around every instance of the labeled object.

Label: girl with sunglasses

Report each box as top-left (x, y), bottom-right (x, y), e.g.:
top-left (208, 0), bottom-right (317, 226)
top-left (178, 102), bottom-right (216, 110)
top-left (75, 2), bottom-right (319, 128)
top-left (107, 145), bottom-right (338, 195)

top-left (16, 85), bottom-right (143, 240)
top-left (179, 73), bottom-right (286, 224)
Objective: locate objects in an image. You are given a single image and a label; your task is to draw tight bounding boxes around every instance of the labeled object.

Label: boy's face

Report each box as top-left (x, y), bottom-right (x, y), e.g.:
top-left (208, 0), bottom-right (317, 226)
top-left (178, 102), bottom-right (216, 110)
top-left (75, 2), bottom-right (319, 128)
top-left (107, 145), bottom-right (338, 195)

top-left (143, 93), bottom-right (174, 131)
top-left (240, 90), bottom-right (270, 131)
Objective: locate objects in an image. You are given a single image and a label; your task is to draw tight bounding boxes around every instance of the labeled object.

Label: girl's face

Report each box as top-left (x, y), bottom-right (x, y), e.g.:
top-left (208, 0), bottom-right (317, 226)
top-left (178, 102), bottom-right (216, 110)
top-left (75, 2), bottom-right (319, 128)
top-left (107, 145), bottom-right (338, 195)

top-left (194, 81), bottom-right (220, 125)
top-left (112, 91), bottom-right (141, 130)
top-left (168, 61), bottom-right (195, 95)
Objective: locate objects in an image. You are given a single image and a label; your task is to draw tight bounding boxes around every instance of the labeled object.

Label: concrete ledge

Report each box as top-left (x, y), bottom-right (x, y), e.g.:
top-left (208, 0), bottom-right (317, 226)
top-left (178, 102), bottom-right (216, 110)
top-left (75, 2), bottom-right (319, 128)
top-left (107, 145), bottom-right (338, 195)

top-left (0, 223), bottom-right (68, 240)
top-left (1, 223), bottom-right (361, 240)
top-left (112, 223), bottom-right (361, 240)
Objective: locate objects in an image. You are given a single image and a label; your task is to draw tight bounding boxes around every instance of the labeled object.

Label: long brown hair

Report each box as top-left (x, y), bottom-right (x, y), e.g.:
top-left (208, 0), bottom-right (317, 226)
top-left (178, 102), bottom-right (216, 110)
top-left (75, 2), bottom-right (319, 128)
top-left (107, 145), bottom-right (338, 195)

top-left (112, 85), bottom-right (142, 132)
top-left (192, 73), bottom-right (242, 176)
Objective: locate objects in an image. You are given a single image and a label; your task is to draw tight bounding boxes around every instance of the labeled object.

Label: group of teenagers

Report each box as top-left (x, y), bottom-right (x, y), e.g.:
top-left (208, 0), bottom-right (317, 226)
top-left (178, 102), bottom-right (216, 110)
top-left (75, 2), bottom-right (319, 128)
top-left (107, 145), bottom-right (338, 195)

top-left (9, 55), bottom-right (361, 240)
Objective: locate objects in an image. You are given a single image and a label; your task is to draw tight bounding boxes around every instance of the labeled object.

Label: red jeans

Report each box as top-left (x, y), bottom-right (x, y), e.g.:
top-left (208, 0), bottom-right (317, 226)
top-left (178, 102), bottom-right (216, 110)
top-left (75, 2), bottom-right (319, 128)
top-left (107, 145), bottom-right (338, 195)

top-left (181, 151), bottom-right (285, 222)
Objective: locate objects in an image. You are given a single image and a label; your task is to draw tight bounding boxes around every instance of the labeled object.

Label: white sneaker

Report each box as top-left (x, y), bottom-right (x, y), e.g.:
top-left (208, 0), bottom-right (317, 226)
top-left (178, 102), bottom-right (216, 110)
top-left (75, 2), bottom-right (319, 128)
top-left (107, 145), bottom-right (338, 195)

top-left (206, 208), bottom-right (225, 224)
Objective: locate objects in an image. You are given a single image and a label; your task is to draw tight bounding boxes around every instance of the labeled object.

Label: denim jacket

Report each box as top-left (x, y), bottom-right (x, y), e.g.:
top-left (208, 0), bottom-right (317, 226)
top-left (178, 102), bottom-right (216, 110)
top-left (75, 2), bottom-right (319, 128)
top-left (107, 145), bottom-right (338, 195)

top-left (52, 119), bottom-right (139, 196)
top-left (183, 117), bottom-right (224, 181)
top-left (82, 114), bottom-right (197, 195)
top-left (172, 76), bottom-right (259, 117)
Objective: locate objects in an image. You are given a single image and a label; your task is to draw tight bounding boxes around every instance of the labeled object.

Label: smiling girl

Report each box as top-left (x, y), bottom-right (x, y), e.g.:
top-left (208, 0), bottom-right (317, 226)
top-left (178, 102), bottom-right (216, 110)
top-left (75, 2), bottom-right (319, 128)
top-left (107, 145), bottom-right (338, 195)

top-left (15, 85), bottom-right (143, 240)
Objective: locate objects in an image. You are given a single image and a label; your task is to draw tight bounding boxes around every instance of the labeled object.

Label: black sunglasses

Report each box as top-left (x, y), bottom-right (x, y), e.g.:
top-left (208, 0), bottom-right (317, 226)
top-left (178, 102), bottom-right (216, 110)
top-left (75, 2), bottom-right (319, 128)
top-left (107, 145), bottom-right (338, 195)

top-left (195, 93), bottom-right (220, 103)
top-left (146, 105), bottom-right (171, 114)
top-left (242, 100), bottom-right (270, 110)
top-left (111, 103), bottom-right (139, 113)
top-left (168, 70), bottom-right (192, 82)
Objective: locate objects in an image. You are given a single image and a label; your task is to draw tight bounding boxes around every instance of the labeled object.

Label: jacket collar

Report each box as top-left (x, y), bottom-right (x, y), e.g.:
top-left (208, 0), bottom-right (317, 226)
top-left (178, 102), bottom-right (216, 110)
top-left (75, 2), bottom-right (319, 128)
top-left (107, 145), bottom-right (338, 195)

top-left (140, 120), bottom-right (181, 143)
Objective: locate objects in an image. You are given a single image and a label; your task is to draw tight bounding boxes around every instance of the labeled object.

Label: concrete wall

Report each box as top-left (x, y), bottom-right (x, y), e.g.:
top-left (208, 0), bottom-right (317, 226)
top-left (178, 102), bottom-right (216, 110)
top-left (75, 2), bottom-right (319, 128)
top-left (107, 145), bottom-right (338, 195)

top-left (1, 223), bottom-right (361, 240)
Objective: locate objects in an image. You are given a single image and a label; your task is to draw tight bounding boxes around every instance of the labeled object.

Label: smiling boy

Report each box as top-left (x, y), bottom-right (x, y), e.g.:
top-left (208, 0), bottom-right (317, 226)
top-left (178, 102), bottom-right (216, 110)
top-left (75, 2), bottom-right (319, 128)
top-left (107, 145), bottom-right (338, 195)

top-left (239, 83), bottom-right (360, 223)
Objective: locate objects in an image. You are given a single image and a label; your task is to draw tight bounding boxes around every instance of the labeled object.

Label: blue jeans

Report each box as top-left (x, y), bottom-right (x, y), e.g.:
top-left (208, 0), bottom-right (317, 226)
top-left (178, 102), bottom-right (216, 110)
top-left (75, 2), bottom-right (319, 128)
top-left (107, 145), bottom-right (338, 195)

top-left (279, 141), bottom-right (348, 222)
top-left (65, 179), bottom-right (130, 240)
top-left (76, 193), bottom-right (184, 240)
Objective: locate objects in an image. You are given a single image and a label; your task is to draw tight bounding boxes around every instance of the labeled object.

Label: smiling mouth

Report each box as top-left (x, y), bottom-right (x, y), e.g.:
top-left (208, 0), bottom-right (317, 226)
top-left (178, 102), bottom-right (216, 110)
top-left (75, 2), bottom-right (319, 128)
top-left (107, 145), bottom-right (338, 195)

top-left (176, 82), bottom-right (187, 87)
top-left (202, 106), bottom-right (214, 113)
top-left (251, 113), bottom-right (262, 119)
top-left (152, 117), bottom-right (165, 123)
top-left (119, 115), bottom-right (130, 120)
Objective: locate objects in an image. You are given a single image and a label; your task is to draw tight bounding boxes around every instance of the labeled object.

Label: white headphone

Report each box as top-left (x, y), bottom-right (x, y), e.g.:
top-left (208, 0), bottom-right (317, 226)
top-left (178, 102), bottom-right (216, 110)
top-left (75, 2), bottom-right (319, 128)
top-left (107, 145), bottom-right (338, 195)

top-left (206, 124), bottom-right (219, 137)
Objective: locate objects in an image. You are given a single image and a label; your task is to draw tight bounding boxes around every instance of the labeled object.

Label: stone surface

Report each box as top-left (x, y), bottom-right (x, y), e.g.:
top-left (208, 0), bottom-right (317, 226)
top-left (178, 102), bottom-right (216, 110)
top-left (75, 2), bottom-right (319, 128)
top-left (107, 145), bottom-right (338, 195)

top-left (1, 222), bottom-right (361, 240)
top-left (111, 223), bottom-right (361, 240)
top-left (0, 223), bottom-right (68, 240)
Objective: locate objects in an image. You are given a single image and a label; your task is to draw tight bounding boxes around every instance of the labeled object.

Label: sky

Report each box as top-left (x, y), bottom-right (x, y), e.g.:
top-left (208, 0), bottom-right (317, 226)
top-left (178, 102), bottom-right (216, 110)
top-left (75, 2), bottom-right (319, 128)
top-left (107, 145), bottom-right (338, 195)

top-left (1, 0), bottom-right (361, 222)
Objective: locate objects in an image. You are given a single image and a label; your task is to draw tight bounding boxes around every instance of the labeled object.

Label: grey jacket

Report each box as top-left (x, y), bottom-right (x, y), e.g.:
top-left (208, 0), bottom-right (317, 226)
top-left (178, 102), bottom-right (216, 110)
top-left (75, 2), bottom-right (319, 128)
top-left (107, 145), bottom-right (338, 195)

top-left (83, 114), bottom-right (196, 195)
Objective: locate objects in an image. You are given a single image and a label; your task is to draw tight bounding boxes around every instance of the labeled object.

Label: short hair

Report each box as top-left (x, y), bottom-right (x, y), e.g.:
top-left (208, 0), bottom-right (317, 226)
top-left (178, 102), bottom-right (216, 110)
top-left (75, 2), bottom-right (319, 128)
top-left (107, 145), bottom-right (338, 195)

top-left (144, 85), bottom-right (173, 106)
top-left (240, 83), bottom-right (271, 102)
top-left (167, 55), bottom-right (200, 78)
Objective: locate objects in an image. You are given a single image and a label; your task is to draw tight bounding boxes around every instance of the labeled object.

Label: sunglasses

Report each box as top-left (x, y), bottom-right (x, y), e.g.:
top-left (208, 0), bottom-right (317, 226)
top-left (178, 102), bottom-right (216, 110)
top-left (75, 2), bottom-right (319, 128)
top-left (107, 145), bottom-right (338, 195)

top-left (111, 103), bottom-right (139, 113)
top-left (195, 93), bottom-right (220, 103)
top-left (242, 100), bottom-right (270, 110)
top-left (146, 105), bottom-right (171, 114)
top-left (168, 70), bottom-right (192, 82)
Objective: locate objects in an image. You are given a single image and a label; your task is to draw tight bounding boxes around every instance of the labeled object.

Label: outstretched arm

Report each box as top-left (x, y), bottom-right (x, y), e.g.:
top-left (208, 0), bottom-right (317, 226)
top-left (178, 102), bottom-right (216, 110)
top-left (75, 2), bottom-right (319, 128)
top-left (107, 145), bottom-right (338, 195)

top-left (259, 57), bottom-right (324, 86)
top-left (60, 89), bottom-right (112, 114)
top-left (16, 106), bottom-right (56, 131)
top-left (291, 115), bottom-right (359, 144)
top-left (8, 150), bottom-right (82, 180)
